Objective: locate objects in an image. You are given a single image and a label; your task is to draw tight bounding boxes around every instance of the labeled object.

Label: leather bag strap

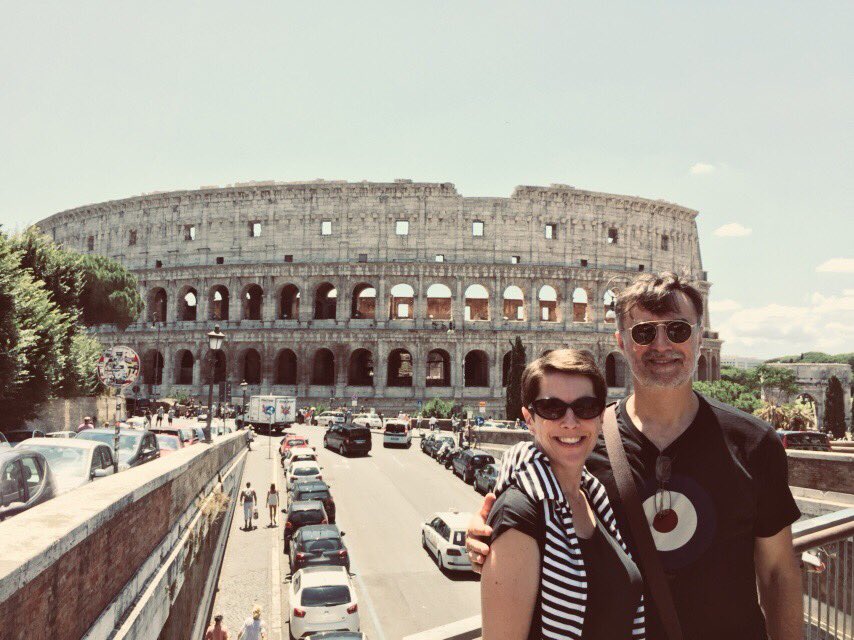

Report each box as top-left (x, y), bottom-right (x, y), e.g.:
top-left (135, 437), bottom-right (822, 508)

top-left (602, 405), bottom-right (683, 640)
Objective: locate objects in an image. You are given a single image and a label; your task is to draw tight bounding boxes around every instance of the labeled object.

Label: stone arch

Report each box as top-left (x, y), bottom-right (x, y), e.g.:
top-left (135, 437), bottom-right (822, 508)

top-left (502, 285), bottom-right (525, 321)
top-left (278, 284), bottom-right (300, 320)
top-left (204, 350), bottom-right (228, 384)
top-left (538, 285), bottom-right (561, 322)
top-left (426, 349), bottom-right (451, 387)
top-left (241, 348), bottom-right (262, 384)
top-left (603, 289), bottom-right (617, 324)
top-left (242, 284), bottom-right (264, 321)
top-left (174, 349), bottom-right (194, 385)
top-left (697, 354), bottom-right (708, 381)
top-left (426, 284), bottom-right (452, 321)
top-left (311, 348), bottom-right (335, 385)
top-left (572, 287), bottom-right (590, 322)
top-left (209, 285), bottom-right (230, 321)
top-left (387, 348), bottom-right (414, 387)
top-left (502, 350), bottom-right (513, 386)
top-left (389, 283), bottom-right (415, 320)
top-left (313, 283), bottom-right (337, 320)
top-left (178, 286), bottom-right (198, 321)
top-left (351, 283), bottom-right (376, 319)
top-left (605, 352), bottom-right (627, 387)
top-left (143, 349), bottom-right (164, 385)
top-left (348, 348), bottom-right (374, 386)
top-left (274, 349), bottom-right (298, 385)
top-left (148, 288), bottom-right (167, 323)
top-left (464, 350), bottom-right (489, 387)
top-left (464, 284), bottom-right (490, 321)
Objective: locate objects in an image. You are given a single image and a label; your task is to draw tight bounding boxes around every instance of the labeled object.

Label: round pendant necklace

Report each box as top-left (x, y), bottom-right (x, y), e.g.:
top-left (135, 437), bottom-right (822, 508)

top-left (652, 454), bottom-right (678, 533)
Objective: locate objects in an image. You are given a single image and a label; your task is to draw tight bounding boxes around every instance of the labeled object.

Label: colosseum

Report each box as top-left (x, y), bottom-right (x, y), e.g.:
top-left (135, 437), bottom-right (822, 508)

top-left (35, 179), bottom-right (722, 414)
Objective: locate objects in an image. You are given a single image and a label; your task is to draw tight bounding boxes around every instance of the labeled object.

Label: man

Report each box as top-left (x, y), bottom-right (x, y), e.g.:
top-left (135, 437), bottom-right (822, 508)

top-left (167, 407), bottom-right (175, 426)
top-left (467, 272), bottom-right (802, 640)
top-left (76, 416), bottom-right (94, 433)
top-left (240, 482), bottom-right (257, 531)
top-left (204, 613), bottom-right (229, 640)
top-left (429, 415), bottom-right (438, 431)
top-left (156, 406), bottom-right (164, 426)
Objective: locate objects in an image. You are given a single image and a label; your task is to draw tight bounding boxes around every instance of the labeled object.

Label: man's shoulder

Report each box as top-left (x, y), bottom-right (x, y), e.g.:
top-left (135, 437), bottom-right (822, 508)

top-left (699, 393), bottom-right (777, 442)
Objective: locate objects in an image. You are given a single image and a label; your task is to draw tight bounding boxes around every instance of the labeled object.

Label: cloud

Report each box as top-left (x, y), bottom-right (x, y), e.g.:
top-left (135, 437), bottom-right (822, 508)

top-left (690, 163), bottom-right (716, 175)
top-left (710, 299), bottom-right (742, 313)
top-left (715, 289), bottom-right (854, 358)
top-left (713, 222), bottom-right (752, 237)
top-left (816, 258), bottom-right (854, 273)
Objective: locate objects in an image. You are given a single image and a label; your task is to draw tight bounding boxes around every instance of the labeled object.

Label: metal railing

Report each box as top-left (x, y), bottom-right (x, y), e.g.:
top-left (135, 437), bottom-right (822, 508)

top-left (405, 507), bottom-right (854, 640)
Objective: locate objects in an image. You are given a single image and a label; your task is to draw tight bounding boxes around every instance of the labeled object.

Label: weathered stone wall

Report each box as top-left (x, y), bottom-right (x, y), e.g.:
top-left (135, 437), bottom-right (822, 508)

top-left (20, 395), bottom-right (125, 432)
top-left (788, 450), bottom-right (854, 495)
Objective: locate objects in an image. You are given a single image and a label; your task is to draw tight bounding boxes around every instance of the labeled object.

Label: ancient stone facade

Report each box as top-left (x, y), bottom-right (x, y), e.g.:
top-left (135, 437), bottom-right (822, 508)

top-left (36, 180), bottom-right (722, 414)
top-left (765, 363), bottom-right (852, 431)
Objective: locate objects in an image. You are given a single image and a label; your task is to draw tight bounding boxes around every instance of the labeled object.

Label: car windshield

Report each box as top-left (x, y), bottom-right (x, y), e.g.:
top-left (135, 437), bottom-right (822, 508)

top-left (288, 440), bottom-right (307, 447)
top-left (304, 538), bottom-right (341, 553)
top-left (301, 585), bottom-right (351, 607)
top-left (18, 444), bottom-right (88, 477)
top-left (472, 456), bottom-right (494, 468)
top-left (293, 467), bottom-right (320, 476)
top-left (348, 429), bottom-right (369, 438)
top-left (385, 424), bottom-right (406, 434)
top-left (299, 491), bottom-right (329, 501)
top-left (291, 510), bottom-right (324, 525)
top-left (157, 435), bottom-right (180, 450)
top-left (77, 432), bottom-right (141, 462)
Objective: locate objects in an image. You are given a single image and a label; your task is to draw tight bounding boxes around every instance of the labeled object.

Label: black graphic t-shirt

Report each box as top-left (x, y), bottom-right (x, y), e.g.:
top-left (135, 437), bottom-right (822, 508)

top-left (585, 393), bottom-right (801, 640)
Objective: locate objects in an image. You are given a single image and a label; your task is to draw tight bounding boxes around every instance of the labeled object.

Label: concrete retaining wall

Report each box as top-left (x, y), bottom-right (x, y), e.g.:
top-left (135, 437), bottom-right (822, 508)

top-left (788, 450), bottom-right (854, 495)
top-left (20, 395), bottom-right (126, 432)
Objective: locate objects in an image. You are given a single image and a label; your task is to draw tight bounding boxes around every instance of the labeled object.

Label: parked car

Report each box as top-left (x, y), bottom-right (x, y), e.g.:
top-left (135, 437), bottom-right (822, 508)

top-left (351, 413), bottom-right (383, 429)
top-left (193, 427), bottom-right (206, 443)
top-left (155, 434), bottom-right (184, 456)
top-left (0, 433), bottom-right (11, 451)
top-left (289, 524), bottom-right (349, 572)
top-left (777, 430), bottom-right (832, 451)
top-left (280, 434), bottom-right (310, 457)
top-left (286, 446), bottom-right (318, 468)
top-left (0, 449), bottom-right (56, 520)
top-left (286, 460), bottom-right (324, 489)
top-left (442, 446), bottom-right (463, 469)
top-left (289, 480), bottom-right (336, 523)
top-left (474, 463), bottom-right (500, 494)
top-left (421, 510), bottom-right (473, 572)
top-left (284, 500), bottom-right (329, 551)
top-left (44, 431), bottom-right (77, 439)
top-left (452, 449), bottom-right (496, 484)
top-left (150, 425), bottom-right (198, 446)
top-left (126, 416), bottom-right (147, 429)
top-left (308, 633), bottom-right (366, 640)
top-left (288, 566), bottom-right (360, 638)
top-left (314, 411), bottom-right (347, 428)
top-left (427, 435), bottom-right (455, 459)
top-left (382, 421), bottom-right (411, 448)
top-left (324, 424), bottom-right (372, 457)
top-left (75, 428), bottom-right (160, 470)
top-left (5, 429), bottom-right (47, 446)
top-left (15, 438), bottom-right (115, 494)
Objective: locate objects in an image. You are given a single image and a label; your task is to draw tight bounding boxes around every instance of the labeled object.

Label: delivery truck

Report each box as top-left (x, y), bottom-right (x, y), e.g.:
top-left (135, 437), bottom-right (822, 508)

top-left (245, 395), bottom-right (297, 434)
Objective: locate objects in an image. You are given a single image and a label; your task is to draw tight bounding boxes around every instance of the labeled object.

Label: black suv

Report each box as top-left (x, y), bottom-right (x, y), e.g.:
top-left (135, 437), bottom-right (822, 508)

top-left (289, 480), bottom-right (336, 523)
top-left (452, 449), bottom-right (496, 483)
top-left (324, 424), bottom-right (372, 457)
top-left (283, 500), bottom-right (329, 551)
top-left (288, 524), bottom-right (349, 572)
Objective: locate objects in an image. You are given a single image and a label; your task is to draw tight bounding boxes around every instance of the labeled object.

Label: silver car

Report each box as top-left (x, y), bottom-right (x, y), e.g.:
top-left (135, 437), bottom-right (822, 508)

top-left (0, 449), bottom-right (57, 520)
top-left (16, 438), bottom-right (115, 494)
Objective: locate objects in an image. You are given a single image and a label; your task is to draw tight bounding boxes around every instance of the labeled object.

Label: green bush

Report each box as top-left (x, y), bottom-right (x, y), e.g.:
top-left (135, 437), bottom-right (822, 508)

top-left (422, 397), bottom-right (453, 418)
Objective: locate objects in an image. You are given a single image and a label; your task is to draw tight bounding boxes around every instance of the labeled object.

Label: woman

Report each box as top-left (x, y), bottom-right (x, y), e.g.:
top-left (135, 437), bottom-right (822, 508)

top-left (236, 604), bottom-right (266, 640)
top-left (481, 349), bottom-right (644, 639)
top-left (266, 483), bottom-right (279, 527)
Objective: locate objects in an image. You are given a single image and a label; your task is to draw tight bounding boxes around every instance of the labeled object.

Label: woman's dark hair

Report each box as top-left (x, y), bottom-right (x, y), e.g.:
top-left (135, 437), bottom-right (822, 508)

top-left (521, 349), bottom-right (607, 409)
top-left (615, 271), bottom-right (704, 330)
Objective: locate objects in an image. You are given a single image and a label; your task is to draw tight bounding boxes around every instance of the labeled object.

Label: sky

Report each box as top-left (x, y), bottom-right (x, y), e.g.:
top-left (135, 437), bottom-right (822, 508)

top-left (1, 1), bottom-right (852, 359)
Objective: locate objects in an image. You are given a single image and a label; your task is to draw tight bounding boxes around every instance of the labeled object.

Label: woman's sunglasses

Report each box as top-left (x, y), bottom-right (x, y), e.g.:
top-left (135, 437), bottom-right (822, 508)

top-left (629, 320), bottom-right (696, 346)
top-left (528, 396), bottom-right (605, 421)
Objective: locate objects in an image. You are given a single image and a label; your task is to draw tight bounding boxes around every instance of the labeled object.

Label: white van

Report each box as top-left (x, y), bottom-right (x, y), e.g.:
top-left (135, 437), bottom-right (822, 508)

top-left (383, 420), bottom-right (412, 448)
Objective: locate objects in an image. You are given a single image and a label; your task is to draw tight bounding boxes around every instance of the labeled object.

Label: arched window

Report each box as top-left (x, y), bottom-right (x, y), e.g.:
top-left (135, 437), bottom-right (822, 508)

top-left (464, 284), bottom-right (490, 321)
top-left (274, 349), bottom-right (297, 385)
top-left (209, 285), bottom-right (230, 321)
top-left (175, 350), bottom-right (194, 385)
top-left (351, 284), bottom-right (376, 319)
top-left (242, 349), bottom-right (262, 384)
top-left (279, 285), bottom-right (300, 319)
top-left (387, 348), bottom-right (414, 387)
top-left (179, 288), bottom-right (198, 321)
top-left (605, 352), bottom-right (627, 387)
top-left (243, 285), bottom-right (263, 320)
top-left (149, 288), bottom-right (167, 323)
top-left (348, 349), bottom-right (374, 386)
top-left (502, 286), bottom-right (525, 321)
top-left (572, 288), bottom-right (589, 322)
top-left (426, 349), bottom-right (451, 387)
top-left (426, 284), bottom-right (452, 321)
top-left (697, 355), bottom-right (708, 381)
top-left (144, 350), bottom-right (164, 385)
top-left (314, 283), bottom-right (337, 320)
top-left (464, 350), bottom-right (489, 387)
top-left (311, 349), bottom-right (335, 385)
top-left (389, 284), bottom-right (415, 320)
top-left (538, 285), bottom-right (560, 322)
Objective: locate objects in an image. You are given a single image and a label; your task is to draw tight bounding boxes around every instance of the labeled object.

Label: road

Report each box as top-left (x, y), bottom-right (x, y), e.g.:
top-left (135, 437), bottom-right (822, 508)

top-left (308, 424), bottom-right (485, 640)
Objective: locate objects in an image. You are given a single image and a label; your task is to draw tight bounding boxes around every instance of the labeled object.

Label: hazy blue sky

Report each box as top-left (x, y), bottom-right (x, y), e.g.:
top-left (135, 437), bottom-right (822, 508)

top-left (2, 1), bottom-right (851, 359)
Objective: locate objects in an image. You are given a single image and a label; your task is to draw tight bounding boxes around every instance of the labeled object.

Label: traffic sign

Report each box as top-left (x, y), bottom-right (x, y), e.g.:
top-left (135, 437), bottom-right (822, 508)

top-left (96, 346), bottom-right (141, 389)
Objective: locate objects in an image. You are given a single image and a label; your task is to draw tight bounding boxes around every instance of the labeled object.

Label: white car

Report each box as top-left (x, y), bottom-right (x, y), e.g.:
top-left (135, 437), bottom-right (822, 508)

top-left (286, 446), bottom-right (318, 469)
top-left (286, 460), bottom-right (323, 489)
top-left (382, 421), bottom-right (412, 448)
top-left (315, 412), bottom-right (347, 428)
top-left (288, 565), bottom-right (360, 638)
top-left (0, 432), bottom-right (11, 451)
top-left (15, 437), bottom-right (115, 494)
top-left (421, 510), bottom-right (474, 572)
top-left (126, 416), bottom-right (147, 429)
top-left (351, 413), bottom-right (382, 429)
top-left (45, 431), bottom-right (77, 439)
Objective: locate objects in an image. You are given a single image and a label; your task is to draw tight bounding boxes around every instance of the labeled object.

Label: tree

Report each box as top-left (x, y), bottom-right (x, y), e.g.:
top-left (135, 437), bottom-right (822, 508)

top-left (422, 398), bottom-right (453, 418)
top-left (693, 380), bottom-right (761, 414)
top-left (78, 253), bottom-right (144, 328)
top-left (505, 337), bottom-right (526, 420)
top-left (825, 375), bottom-right (846, 438)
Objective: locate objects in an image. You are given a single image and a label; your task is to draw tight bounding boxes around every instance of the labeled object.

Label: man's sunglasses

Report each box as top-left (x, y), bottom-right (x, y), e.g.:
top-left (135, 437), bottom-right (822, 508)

top-left (528, 396), bottom-right (605, 421)
top-left (629, 320), bottom-right (697, 346)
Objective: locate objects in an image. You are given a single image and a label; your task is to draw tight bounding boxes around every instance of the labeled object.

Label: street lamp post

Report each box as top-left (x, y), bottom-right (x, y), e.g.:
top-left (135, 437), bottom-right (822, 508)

top-left (240, 379), bottom-right (248, 430)
top-left (204, 325), bottom-right (225, 444)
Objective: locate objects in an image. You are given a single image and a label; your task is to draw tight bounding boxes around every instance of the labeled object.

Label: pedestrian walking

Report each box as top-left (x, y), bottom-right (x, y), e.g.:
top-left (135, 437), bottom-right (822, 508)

top-left (156, 406), bottom-right (164, 426)
top-left (167, 407), bottom-right (175, 426)
top-left (204, 613), bottom-right (229, 640)
top-left (76, 416), bottom-right (94, 433)
top-left (236, 605), bottom-right (266, 640)
top-left (144, 408), bottom-right (152, 427)
top-left (266, 483), bottom-right (279, 527)
top-left (239, 482), bottom-right (257, 531)
top-left (429, 415), bottom-right (438, 431)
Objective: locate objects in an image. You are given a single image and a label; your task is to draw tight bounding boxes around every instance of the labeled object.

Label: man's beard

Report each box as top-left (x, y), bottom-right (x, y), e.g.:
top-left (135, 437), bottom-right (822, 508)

top-left (627, 354), bottom-right (695, 389)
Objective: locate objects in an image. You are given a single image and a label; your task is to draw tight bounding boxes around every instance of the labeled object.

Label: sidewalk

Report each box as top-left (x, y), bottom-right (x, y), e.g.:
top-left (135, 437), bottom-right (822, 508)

top-left (208, 435), bottom-right (286, 640)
